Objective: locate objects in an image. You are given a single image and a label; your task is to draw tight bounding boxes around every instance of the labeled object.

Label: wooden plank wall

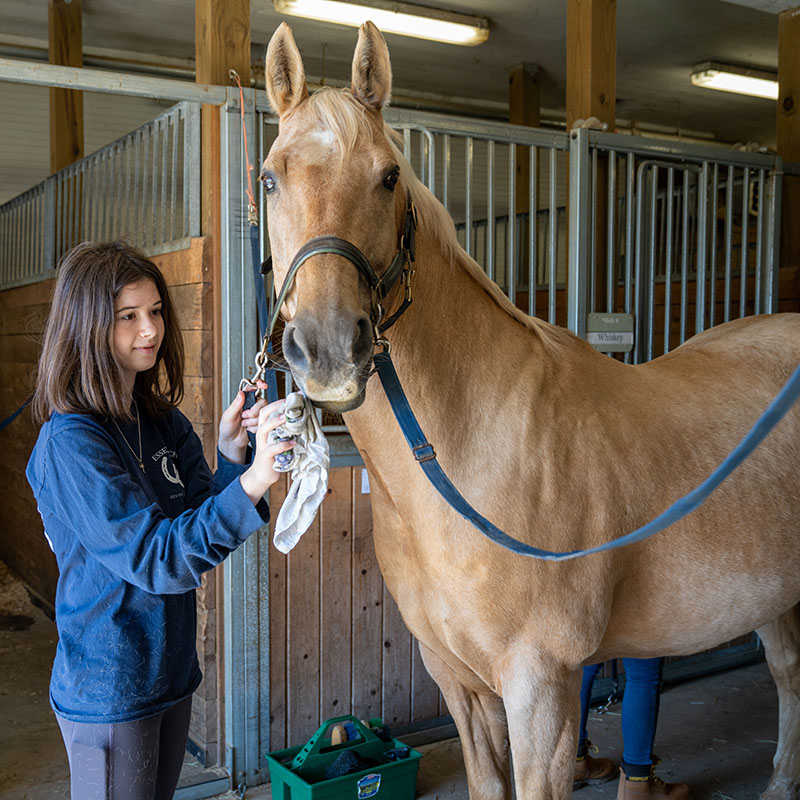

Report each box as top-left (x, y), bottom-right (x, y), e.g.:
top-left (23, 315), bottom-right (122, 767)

top-left (267, 466), bottom-right (445, 751)
top-left (0, 237), bottom-right (221, 763)
top-left (0, 282), bottom-right (57, 605)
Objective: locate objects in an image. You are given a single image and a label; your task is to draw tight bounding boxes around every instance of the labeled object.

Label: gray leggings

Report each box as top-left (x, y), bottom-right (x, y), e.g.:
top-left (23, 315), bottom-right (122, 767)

top-left (56, 696), bottom-right (192, 800)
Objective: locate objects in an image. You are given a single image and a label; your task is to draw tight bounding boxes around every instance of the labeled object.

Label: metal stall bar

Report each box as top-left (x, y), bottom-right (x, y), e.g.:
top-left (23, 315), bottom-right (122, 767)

top-left (663, 168), bottom-right (675, 353)
top-left (567, 129), bottom-right (589, 338)
top-left (548, 147), bottom-right (558, 324)
top-left (220, 86), bottom-right (271, 790)
top-left (465, 137), bottom-right (473, 257)
top-left (507, 141), bottom-right (516, 302)
top-left (606, 150), bottom-right (617, 314)
top-left (529, 144), bottom-right (538, 316)
top-left (646, 165), bottom-right (658, 360)
top-left (709, 165), bottom-right (719, 327)
top-left (764, 160), bottom-right (786, 313)
top-left (754, 168), bottom-right (765, 314)
top-left (724, 165), bottom-right (734, 322)
top-left (695, 163), bottom-right (709, 335)
top-left (487, 140), bottom-right (495, 283)
top-left (740, 167), bottom-right (751, 317)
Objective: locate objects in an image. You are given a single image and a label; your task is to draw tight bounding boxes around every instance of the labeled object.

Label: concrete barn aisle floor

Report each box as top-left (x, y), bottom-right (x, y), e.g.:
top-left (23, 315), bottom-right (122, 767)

top-left (0, 558), bottom-right (780, 800)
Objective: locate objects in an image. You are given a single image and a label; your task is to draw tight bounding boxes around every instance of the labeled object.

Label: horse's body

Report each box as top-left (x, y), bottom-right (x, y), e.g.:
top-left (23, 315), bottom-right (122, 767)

top-left (262, 22), bottom-right (800, 799)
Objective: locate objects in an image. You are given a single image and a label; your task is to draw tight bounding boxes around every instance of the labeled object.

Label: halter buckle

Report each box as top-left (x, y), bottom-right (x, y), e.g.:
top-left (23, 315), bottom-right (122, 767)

top-left (412, 442), bottom-right (436, 463)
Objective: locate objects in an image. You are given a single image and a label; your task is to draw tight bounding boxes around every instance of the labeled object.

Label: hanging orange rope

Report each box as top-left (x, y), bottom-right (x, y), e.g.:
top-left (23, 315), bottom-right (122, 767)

top-left (229, 69), bottom-right (258, 225)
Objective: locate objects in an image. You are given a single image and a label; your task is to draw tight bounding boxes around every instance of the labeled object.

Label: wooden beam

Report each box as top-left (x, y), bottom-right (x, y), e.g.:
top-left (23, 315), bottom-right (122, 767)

top-left (778, 6), bottom-right (800, 271)
top-left (566, 0), bottom-right (616, 131)
top-left (195, 0), bottom-right (251, 454)
top-left (567, 0), bottom-right (616, 314)
top-left (509, 63), bottom-right (540, 129)
top-left (48, 0), bottom-right (83, 172)
top-left (509, 63), bottom-right (540, 214)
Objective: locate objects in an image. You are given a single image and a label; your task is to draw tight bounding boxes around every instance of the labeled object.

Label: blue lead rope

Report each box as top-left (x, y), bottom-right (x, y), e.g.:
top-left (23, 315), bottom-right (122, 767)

top-left (373, 352), bottom-right (800, 561)
top-left (0, 400), bottom-right (29, 433)
top-left (248, 224), bottom-right (279, 406)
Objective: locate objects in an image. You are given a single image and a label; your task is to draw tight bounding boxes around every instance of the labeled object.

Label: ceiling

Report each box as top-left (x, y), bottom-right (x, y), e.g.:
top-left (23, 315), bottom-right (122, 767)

top-left (0, 0), bottom-right (791, 149)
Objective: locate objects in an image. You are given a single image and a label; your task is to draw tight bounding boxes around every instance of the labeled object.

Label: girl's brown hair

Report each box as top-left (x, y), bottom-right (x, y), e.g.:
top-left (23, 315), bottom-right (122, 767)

top-left (32, 241), bottom-right (184, 423)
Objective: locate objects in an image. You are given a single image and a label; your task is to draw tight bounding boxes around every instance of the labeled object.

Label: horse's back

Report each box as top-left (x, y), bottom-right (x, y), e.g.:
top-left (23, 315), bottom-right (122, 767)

top-left (656, 312), bottom-right (800, 366)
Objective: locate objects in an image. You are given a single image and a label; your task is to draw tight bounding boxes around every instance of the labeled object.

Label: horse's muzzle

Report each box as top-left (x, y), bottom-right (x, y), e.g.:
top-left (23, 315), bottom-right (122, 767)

top-left (283, 313), bottom-right (373, 412)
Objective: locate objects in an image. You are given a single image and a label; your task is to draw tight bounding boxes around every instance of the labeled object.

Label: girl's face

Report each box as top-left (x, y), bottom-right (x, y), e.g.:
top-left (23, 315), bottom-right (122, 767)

top-left (113, 279), bottom-right (165, 391)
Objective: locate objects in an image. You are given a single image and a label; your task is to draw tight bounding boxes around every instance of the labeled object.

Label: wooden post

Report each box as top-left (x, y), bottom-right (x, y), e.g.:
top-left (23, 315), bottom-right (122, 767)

top-left (566, 0), bottom-right (616, 131)
top-left (509, 63), bottom-right (540, 211)
top-left (778, 6), bottom-right (800, 273)
top-left (509, 63), bottom-right (541, 310)
top-left (195, 0), bottom-right (251, 452)
top-left (48, 0), bottom-right (83, 172)
top-left (195, 0), bottom-right (251, 768)
top-left (567, 0), bottom-right (616, 317)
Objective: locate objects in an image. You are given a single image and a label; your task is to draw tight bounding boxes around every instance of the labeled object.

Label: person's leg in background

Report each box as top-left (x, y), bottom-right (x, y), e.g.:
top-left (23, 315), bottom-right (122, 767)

top-left (618, 657), bottom-right (690, 799)
top-left (620, 656), bottom-right (664, 775)
top-left (574, 662), bottom-right (617, 789)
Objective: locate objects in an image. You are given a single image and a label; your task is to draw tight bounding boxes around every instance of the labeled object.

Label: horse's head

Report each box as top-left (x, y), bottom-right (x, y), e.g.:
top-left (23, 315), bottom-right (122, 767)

top-left (263, 21), bottom-right (408, 412)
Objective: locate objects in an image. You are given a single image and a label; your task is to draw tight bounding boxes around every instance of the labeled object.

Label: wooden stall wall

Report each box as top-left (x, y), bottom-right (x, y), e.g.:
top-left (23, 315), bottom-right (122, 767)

top-left (267, 465), bottom-right (445, 751)
top-left (0, 237), bottom-right (222, 764)
top-left (0, 281), bottom-right (57, 606)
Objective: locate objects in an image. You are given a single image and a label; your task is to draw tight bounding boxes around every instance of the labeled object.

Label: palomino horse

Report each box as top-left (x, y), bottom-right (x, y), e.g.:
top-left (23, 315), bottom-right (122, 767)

top-left (262, 21), bottom-right (800, 800)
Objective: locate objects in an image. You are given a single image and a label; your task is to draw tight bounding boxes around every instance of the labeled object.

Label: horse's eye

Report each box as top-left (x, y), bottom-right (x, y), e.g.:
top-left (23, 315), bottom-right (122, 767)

top-left (383, 167), bottom-right (400, 191)
top-left (262, 174), bottom-right (276, 194)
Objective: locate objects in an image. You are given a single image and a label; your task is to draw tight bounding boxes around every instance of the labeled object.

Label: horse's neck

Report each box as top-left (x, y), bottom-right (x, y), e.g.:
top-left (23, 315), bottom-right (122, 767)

top-left (348, 233), bottom-right (578, 464)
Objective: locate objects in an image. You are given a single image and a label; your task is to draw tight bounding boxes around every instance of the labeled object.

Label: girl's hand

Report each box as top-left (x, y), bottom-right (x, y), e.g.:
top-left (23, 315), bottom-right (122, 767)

top-left (239, 402), bottom-right (297, 504)
top-left (218, 380), bottom-right (272, 464)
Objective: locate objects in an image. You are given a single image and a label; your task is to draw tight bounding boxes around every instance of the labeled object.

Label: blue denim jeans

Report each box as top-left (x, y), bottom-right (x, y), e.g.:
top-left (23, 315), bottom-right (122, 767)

top-left (578, 657), bottom-right (664, 769)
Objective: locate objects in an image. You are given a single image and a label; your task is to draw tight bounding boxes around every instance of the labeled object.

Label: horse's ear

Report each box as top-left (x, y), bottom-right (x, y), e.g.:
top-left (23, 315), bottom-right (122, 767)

top-left (351, 21), bottom-right (392, 111)
top-left (265, 22), bottom-right (308, 117)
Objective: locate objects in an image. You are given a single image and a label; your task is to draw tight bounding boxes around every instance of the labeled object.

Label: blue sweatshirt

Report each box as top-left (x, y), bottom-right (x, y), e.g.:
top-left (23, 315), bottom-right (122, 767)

top-left (26, 407), bottom-right (269, 724)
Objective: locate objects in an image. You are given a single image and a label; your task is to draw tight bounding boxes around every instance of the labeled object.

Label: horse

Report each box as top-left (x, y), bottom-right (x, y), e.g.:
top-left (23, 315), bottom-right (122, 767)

top-left (261, 21), bottom-right (800, 800)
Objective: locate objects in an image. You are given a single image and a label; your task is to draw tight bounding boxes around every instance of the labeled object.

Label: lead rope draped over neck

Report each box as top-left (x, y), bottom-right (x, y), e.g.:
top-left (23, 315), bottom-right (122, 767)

top-left (240, 193), bottom-right (417, 398)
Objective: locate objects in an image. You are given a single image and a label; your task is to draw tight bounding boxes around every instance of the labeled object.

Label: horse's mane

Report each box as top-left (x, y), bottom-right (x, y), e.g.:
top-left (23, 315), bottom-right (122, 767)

top-left (305, 88), bottom-right (574, 352)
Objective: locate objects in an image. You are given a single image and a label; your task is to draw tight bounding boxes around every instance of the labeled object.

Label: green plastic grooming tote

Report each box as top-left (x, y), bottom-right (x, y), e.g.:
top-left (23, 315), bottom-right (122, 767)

top-left (265, 715), bottom-right (421, 800)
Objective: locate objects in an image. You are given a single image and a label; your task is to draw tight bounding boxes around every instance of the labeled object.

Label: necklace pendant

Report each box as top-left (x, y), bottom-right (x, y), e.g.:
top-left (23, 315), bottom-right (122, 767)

top-left (139, 461), bottom-right (145, 472)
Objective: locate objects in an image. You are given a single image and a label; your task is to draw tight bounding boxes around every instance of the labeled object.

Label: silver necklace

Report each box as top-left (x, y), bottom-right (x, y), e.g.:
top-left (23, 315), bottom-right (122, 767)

top-left (113, 402), bottom-right (145, 472)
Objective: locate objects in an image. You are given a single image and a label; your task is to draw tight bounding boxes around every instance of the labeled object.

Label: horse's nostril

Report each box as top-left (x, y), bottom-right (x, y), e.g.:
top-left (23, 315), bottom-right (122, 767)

top-left (283, 324), bottom-right (309, 370)
top-left (353, 316), bottom-right (373, 361)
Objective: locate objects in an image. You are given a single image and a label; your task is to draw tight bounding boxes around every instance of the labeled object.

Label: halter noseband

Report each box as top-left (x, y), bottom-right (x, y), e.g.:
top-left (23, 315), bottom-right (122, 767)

top-left (243, 193), bottom-right (417, 392)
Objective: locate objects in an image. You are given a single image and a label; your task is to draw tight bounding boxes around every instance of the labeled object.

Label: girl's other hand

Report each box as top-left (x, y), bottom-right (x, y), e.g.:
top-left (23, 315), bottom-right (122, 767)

top-left (218, 380), bottom-right (272, 464)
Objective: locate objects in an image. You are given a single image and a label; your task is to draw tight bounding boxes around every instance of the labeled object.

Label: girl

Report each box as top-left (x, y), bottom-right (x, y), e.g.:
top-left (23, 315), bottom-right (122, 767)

top-left (26, 240), bottom-right (293, 800)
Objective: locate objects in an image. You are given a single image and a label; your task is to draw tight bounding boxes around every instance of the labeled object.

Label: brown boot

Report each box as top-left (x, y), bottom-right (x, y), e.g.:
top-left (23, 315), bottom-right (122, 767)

top-left (573, 746), bottom-right (617, 790)
top-left (617, 765), bottom-right (691, 800)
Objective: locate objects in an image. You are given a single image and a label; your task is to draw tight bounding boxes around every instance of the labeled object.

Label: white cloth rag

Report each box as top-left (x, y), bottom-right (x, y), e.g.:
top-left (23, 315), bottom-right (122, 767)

top-left (268, 392), bottom-right (330, 553)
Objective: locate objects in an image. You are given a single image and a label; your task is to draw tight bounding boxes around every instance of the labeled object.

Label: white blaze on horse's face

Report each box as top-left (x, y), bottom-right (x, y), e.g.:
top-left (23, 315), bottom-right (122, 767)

top-left (263, 21), bottom-right (403, 413)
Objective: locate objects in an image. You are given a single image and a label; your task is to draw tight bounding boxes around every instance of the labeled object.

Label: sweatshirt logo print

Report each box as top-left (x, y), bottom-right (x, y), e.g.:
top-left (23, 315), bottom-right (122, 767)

top-left (161, 457), bottom-right (184, 488)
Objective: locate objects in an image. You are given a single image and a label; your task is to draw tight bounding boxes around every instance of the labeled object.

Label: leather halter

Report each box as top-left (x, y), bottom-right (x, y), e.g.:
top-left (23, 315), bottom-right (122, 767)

top-left (261, 192), bottom-right (417, 342)
top-left (243, 193), bottom-right (417, 391)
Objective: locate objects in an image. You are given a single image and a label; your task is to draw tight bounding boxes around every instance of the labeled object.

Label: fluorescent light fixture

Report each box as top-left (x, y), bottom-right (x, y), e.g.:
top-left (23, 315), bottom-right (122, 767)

top-left (273, 0), bottom-right (489, 46)
top-left (690, 61), bottom-right (778, 100)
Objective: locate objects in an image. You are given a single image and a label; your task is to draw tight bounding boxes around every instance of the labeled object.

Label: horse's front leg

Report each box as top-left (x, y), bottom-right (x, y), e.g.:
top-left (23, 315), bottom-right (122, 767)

top-left (501, 654), bottom-right (582, 799)
top-left (419, 642), bottom-right (512, 800)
